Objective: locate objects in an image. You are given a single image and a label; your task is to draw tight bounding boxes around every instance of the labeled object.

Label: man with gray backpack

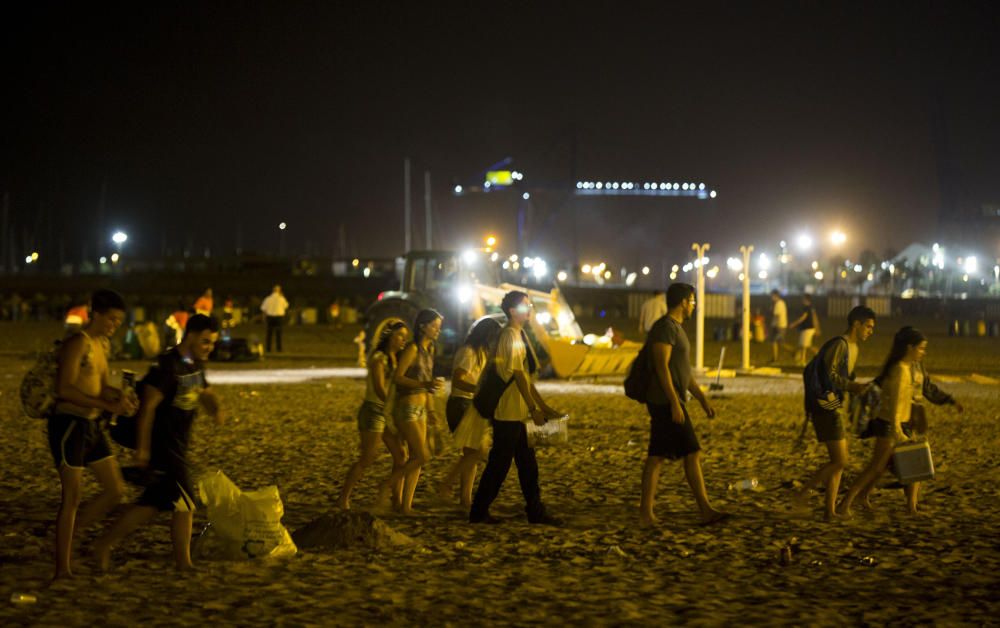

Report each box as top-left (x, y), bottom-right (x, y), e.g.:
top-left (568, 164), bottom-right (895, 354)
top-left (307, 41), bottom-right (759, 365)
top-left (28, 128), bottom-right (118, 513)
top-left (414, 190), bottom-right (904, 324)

top-left (36, 289), bottom-right (137, 579)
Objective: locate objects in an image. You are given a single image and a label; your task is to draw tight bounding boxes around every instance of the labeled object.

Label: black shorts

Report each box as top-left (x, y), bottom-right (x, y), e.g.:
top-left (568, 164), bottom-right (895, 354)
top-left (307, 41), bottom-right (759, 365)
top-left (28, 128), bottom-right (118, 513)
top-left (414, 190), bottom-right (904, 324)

top-left (646, 403), bottom-right (701, 460)
top-left (446, 397), bottom-right (472, 433)
top-left (136, 452), bottom-right (196, 512)
top-left (47, 414), bottom-right (114, 469)
top-left (864, 418), bottom-right (914, 440)
top-left (811, 408), bottom-right (844, 442)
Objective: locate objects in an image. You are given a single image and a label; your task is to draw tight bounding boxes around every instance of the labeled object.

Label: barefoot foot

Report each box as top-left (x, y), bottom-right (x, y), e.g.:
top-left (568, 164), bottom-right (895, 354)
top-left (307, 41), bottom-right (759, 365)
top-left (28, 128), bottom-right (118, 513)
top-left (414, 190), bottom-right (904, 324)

top-left (638, 512), bottom-right (660, 527)
top-left (93, 541), bottom-right (112, 572)
top-left (699, 509), bottom-right (731, 525)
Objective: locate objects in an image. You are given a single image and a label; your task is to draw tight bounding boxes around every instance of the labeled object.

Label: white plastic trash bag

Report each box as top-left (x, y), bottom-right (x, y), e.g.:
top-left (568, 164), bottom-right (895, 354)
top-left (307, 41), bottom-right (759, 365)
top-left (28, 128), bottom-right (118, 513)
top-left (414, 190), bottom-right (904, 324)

top-left (197, 470), bottom-right (297, 560)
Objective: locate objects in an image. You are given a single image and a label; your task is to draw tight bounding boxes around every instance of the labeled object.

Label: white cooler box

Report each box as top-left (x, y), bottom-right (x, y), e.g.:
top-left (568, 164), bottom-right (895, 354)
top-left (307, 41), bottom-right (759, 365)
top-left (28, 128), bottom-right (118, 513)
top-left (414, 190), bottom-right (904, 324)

top-left (892, 440), bottom-right (935, 484)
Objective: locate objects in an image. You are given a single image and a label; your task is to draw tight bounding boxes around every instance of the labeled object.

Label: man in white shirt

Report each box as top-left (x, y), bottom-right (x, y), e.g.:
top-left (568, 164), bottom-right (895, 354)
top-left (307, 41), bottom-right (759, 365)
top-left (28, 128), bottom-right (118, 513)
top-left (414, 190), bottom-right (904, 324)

top-left (469, 291), bottom-right (564, 525)
top-left (769, 290), bottom-right (789, 363)
top-left (260, 285), bottom-right (289, 353)
top-left (638, 291), bottom-right (667, 334)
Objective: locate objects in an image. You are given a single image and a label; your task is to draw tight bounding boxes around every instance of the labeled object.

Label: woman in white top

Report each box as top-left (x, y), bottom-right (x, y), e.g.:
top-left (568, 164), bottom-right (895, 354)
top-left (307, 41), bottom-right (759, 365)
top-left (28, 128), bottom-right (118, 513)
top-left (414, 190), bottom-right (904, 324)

top-left (337, 321), bottom-right (409, 510)
top-left (841, 326), bottom-right (963, 515)
top-left (437, 317), bottom-right (503, 507)
top-left (837, 327), bottom-right (911, 515)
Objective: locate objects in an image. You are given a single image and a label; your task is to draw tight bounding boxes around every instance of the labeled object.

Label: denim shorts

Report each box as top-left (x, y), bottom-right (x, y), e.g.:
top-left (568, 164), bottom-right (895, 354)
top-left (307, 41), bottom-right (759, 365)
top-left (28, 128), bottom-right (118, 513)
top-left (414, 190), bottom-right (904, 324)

top-left (394, 401), bottom-right (427, 426)
top-left (356, 401), bottom-right (387, 433)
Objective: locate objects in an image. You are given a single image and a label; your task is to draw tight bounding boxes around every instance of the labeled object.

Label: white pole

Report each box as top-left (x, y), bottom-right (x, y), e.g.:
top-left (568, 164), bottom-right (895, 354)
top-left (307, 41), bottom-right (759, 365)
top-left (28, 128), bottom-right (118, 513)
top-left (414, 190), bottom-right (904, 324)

top-left (403, 158), bottom-right (412, 253)
top-left (740, 244), bottom-right (754, 371)
top-left (692, 242), bottom-right (710, 371)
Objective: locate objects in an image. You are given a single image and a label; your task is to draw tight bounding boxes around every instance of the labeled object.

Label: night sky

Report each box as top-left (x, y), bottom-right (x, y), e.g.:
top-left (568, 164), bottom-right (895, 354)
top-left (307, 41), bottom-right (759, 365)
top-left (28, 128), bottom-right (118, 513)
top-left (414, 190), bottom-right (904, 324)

top-left (3, 1), bottom-right (998, 268)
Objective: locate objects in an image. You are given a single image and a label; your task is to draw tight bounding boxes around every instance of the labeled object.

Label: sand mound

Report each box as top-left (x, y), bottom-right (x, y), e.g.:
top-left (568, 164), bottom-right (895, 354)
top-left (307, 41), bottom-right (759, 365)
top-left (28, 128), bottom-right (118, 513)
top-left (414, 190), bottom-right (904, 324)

top-left (292, 511), bottom-right (415, 551)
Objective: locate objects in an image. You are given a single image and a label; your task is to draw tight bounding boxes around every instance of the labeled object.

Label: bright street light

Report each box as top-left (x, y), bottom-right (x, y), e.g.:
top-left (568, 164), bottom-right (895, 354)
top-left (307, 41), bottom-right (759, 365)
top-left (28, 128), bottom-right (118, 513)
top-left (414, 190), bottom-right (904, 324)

top-left (485, 235), bottom-right (497, 248)
top-left (278, 222), bottom-right (287, 230)
top-left (641, 266), bottom-right (650, 275)
top-left (830, 230), bottom-right (847, 246)
top-left (796, 234), bottom-right (813, 251)
top-left (556, 270), bottom-right (568, 282)
top-left (532, 260), bottom-right (548, 279)
top-left (112, 231), bottom-right (128, 245)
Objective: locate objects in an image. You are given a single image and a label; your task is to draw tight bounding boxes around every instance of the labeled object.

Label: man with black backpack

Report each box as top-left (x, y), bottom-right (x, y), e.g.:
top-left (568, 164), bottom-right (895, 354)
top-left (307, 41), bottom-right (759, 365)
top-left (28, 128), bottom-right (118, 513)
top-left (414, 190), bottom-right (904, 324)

top-left (469, 291), bottom-right (564, 525)
top-left (639, 283), bottom-right (728, 526)
top-left (793, 305), bottom-right (876, 521)
top-left (94, 314), bottom-right (224, 571)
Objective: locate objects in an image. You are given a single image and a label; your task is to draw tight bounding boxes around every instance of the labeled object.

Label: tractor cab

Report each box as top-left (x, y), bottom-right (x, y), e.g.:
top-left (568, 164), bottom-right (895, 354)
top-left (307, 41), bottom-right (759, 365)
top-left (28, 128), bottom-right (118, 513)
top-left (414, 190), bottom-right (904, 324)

top-left (365, 249), bottom-right (640, 378)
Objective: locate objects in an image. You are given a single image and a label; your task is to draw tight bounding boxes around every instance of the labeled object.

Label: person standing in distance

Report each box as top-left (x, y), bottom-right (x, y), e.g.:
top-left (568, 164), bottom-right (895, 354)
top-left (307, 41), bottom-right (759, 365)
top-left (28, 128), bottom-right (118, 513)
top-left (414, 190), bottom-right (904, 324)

top-left (193, 289), bottom-right (213, 317)
top-left (639, 283), bottom-right (728, 526)
top-left (261, 285), bottom-right (289, 353)
top-left (769, 289), bottom-right (790, 363)
top-left (638, 290), bottom-right (667, 334)
top-left (788, 294), bottom-right (820, 367)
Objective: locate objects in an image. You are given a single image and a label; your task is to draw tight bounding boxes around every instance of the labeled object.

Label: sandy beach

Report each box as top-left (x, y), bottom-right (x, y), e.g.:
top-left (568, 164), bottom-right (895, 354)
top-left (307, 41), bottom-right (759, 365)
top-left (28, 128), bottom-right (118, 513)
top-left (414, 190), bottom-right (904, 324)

top-left (2, 324), bottom-right (999, 626)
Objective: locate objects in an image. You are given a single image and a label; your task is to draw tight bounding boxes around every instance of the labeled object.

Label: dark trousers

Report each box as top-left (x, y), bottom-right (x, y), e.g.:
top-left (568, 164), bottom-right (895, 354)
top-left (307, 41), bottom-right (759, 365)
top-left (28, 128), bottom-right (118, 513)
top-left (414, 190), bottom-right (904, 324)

top-left (470, 419), bottom-right (545, 521)
top-left (265, 316), bottom-right (284, 352)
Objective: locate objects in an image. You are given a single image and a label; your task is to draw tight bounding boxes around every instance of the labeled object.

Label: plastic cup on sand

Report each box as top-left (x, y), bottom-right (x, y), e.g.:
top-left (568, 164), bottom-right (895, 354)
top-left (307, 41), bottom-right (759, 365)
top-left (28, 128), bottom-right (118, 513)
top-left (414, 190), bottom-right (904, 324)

top-left (11, 593), bottom-right (37, 604)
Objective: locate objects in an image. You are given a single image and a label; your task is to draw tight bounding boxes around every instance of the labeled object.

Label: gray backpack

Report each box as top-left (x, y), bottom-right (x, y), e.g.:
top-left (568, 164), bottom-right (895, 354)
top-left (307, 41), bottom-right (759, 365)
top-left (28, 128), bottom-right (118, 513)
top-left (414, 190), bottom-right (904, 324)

top-left (20, 339), bottom-right (65, 419)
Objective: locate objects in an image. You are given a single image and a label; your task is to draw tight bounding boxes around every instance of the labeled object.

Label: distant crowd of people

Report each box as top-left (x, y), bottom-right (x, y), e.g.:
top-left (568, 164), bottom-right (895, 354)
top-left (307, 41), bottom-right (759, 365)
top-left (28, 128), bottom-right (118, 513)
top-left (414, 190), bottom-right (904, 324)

top-left (35, 281), bottom-right (963, 580)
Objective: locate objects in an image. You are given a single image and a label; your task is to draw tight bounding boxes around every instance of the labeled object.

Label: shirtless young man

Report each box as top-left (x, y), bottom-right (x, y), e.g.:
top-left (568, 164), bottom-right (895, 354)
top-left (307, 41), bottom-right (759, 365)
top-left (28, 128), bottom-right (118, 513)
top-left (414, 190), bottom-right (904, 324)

top-left (49, 289), bottom-right (137, 579)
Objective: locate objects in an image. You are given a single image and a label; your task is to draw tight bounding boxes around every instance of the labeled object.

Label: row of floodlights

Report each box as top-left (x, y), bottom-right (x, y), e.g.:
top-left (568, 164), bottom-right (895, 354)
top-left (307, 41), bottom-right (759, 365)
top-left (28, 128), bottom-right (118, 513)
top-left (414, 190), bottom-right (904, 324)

top-left (576, 181), bottom-right (709, 192)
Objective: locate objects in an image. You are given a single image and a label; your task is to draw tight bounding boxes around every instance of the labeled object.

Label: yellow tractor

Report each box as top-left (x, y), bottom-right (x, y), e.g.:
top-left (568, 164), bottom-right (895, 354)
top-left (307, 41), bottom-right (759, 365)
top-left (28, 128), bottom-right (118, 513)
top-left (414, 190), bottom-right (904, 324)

top-left (363, 250), bottom-right (640, 378)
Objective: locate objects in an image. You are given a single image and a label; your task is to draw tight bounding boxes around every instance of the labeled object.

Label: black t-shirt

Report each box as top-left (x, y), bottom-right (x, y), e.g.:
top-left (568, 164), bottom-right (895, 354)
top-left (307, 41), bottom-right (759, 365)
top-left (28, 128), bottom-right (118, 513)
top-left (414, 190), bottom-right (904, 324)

top-left (800, 306), bottom-right (816, 330)
top-left (141, 348), bottom-right (208, 467)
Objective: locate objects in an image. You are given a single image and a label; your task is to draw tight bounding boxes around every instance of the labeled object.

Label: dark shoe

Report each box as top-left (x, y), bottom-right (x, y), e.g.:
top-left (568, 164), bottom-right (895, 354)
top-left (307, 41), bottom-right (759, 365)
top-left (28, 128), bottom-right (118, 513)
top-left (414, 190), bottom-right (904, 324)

top-left (469, 514), bottom-right (501, 525)
top-left (528, 513), bottom-right (562, 526)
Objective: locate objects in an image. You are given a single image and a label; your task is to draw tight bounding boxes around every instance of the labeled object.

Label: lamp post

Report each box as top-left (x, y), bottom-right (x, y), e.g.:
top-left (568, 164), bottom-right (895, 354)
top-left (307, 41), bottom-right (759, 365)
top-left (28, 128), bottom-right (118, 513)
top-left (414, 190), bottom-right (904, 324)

top-left (739, 244), bottom-right (754, 371)
top-left (692, 242), bottom-right (710, 372)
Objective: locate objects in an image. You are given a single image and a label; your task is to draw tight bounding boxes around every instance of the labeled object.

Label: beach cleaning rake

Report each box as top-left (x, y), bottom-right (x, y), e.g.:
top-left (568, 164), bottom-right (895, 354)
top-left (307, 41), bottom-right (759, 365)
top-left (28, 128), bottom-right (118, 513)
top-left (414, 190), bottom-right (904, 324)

top-left (709, 347), bottom-right (726, 392)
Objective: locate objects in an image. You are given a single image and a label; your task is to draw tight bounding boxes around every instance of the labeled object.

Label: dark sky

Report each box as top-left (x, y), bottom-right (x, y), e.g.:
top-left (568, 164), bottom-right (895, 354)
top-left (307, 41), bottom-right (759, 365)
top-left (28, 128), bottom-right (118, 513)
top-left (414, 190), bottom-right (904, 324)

top-left (3, 1), bottom-right (998, 268)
